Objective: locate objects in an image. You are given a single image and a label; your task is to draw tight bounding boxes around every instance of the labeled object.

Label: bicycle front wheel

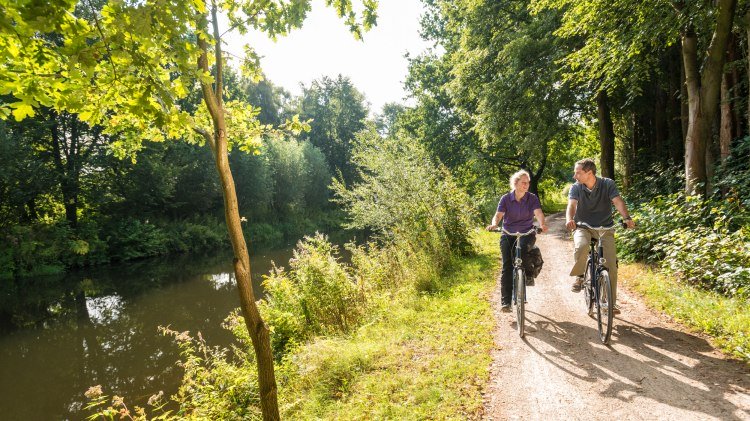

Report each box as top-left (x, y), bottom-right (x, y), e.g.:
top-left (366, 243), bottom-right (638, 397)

top-left (596, 270), bottom-right (614, 344)
top-left (515, 267), bottom-right (525, 338)
top-left (583, 264), bottom-right (594, 317)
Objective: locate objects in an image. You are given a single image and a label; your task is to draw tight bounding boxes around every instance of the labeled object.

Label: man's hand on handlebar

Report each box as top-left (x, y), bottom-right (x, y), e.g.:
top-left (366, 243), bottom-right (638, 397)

top-left (565, 220), bottom-right (576, 231)
top-left (486, 224), bottom-right (499, 231)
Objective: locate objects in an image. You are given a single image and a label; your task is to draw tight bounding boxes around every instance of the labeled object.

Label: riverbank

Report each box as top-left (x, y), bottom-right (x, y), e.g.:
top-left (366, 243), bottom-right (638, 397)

top-left (0, 212), bottom-right (348, 280)
top-left (274, 229), bottom-right (497, 418)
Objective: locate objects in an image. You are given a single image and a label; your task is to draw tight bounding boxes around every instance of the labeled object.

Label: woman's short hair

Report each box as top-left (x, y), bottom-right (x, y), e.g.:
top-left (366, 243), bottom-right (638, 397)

top-left (509, 170), bottom-right (530, 191)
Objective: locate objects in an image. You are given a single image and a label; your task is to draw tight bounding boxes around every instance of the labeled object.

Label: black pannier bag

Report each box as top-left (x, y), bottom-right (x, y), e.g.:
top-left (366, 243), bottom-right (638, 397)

top-left (524, 244), bottom-right (544, 278)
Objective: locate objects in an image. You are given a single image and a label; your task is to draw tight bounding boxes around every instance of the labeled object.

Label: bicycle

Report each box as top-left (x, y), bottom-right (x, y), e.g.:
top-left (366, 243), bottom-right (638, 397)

top-left (576, 221), bottom-right (626, 344)
top-left (495, 226), bottom-right (542, 338)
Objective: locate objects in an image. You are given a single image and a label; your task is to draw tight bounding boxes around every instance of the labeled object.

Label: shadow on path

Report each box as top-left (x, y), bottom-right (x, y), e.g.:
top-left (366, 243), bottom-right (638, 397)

top-left (523, 310), bottom-right (750, 420)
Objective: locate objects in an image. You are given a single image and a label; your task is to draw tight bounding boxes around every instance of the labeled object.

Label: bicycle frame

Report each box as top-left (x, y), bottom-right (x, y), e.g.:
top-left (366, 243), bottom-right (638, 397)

top-left (500, 227), bottom-right (540, 338)
top-left (577, 222), bottom-right (620, 344)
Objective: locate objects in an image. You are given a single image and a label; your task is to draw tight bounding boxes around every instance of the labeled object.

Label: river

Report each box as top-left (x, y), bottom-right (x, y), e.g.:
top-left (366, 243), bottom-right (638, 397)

top-left (0, 246), bottom-right (299, 420)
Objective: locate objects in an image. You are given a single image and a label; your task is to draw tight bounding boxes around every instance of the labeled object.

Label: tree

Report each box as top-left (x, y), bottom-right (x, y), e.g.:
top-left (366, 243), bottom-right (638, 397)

top-left (431, 0), bottom-right (578, 194)
top-left (297, 75), bottom-right (369, 185)
top-left (532, 0), bottom-right (739, 194)
top-left (0, 1), bottom-right (376, 418)
top-left (678, 0), bottom-right (737, 194)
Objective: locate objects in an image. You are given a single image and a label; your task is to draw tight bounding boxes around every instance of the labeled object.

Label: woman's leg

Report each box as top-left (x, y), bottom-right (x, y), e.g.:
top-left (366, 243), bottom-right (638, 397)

top-left (500, 235), bottom-right (514, 306)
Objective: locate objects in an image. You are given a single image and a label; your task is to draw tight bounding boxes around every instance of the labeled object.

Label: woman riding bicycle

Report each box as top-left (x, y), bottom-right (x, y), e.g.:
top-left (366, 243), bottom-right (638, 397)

top-left (486, 170), bottom-right (548, 312)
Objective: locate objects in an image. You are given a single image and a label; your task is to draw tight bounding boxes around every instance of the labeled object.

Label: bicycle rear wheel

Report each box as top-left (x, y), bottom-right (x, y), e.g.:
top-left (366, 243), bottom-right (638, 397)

top-left (596, 270), bottom-right (614, 344)
top-left (515, 267), bottom-right (525, 337)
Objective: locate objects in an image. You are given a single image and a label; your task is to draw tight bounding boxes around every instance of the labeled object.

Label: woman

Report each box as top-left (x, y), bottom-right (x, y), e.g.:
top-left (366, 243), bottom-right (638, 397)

top-left (486, 170), bottom-right (548, 312)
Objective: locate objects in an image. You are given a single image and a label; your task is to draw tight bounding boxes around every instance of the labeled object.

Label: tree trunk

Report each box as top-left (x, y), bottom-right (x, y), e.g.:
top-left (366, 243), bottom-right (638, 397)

top-left (655, 85), bottom-right (668, 155)
top-left (667, 43), bottom-right (685, 163)
top-left (596, 90), bottom-right (616, 180)
top-left (720, 72), bottom-right (732, 162)
top-left (50, 111), bottom-right (79, 228)
top-left (529, 141), bottom-right (549, 197)
top-left (680, 47), bottom-right (689, 149)
top-left (198, 8), bottom-right (279, 420)
top-left (681, 0), bottom-right (737, 195)
top-left (728, 34), bottom-right (743, 139)
top-left (747, 10), bottom-right (750, 128)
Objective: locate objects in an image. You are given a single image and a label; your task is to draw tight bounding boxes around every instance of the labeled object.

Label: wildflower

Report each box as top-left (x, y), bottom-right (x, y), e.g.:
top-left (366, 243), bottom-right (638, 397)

top-left (85, 385), bottom-right (103, 399)
top-left (112, 395), bottom-right (124, 407)
top-left (147, 391), bottom-right (164, 406)
top-left (175, 330), bottom-right (191, 342)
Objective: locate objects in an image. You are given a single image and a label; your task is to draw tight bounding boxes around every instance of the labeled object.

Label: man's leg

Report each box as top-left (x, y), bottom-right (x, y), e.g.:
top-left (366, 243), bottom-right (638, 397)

top-left (600, 232), bottom-right (618, 305)
top-left (569, 228), bottom-right (592, 291)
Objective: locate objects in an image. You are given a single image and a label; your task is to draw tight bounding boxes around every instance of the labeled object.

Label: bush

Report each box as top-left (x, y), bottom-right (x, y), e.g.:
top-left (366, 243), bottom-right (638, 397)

top-left (332, 130), bottom-right (475, 264)
top-left (714, 135), bottom-right (750, 207)
top-left (165, 217), bottom-right (229, 253)
top-left (260, 233), bottom-right (366, 356)
top-left (619, 193), bottom-right (750, 298)
top-left (105, 218), bottom-right (170, 261)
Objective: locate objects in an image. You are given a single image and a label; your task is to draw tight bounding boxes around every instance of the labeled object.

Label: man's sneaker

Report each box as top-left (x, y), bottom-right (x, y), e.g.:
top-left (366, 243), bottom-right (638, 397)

top-left (571, 276), bottom-right (584, 292)
top-left (526, 277), bottom-right (535, 286)
top-left (501, 304), bottom-right (512, 313)
top-left (612, 305), bottom-right (621, 315)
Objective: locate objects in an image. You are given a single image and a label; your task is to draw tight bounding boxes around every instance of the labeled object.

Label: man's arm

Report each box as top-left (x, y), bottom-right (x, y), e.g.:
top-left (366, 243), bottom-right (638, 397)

top-left (486, 211), bottom-right (505, 231)
top-left (612, 196), bottom-right (635, 228)
top-left (565, 199), bottom-right (578, 231)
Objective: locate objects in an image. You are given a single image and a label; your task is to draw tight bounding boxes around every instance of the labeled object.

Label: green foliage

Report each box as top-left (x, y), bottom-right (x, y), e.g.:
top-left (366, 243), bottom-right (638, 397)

top-left (530, 0), bottom-right (678, 98)
top-left (622, 159), bottom-right (684, 205)
top-left (164, 218), bottom-right (229, 253)
top-left (165, 327), bottom-right (262, 420)
top-left (105, 218), bottom-right (171, 261)
top-left (619, 193), bottom-right (750, 298)
top-left (714, 135), bottom-right (750, 207)
top-left (260, 233), bottom-right (366, 356)
top-left (332, 130), bottom-right (476, 260)
top-left (84, 324), bottom-right (263, 420)
top-left (297, 75), bottom-right (369, 184)
top-left (273, 231), bottom-right (497, 419)
top-left (0, 220), bottom-right (109, 278)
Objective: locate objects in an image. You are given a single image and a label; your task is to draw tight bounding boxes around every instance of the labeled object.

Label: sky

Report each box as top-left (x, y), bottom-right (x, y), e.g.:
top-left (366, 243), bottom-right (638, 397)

top-left (224, 0), bottom-right (434, 114)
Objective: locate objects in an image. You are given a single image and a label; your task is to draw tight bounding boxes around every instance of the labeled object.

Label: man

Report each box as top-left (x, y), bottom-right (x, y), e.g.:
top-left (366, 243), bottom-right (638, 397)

top-left (565, 158), bottom-right (635, 314)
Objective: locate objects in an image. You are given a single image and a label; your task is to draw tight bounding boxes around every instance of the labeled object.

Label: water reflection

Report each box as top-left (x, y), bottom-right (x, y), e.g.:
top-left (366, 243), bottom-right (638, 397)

top-left (0, 247), bottom-right (294, 421)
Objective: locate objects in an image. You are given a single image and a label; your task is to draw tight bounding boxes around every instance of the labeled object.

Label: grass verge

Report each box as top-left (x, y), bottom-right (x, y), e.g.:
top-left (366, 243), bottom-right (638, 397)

top-left (620, 263), bottom-right (750, 362)
top-left (276, 229), bottom-right (499, 419)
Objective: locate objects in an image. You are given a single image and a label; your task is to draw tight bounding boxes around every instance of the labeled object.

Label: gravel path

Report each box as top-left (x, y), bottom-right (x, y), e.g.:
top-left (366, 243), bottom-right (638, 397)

top-left (482, 213), bottom-right (750, 420)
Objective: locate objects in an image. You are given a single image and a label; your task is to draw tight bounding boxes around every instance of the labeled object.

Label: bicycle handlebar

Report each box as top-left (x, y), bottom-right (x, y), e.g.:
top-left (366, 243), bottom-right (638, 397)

top-left (496, 227), bottom-right (542, 236)
top-left (576, 221), bottom-right (627, 230)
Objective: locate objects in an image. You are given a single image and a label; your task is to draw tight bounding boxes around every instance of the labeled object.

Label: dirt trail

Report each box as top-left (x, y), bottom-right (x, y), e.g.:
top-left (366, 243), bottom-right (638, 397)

top-left (483, 213), bottom-right (750, 420)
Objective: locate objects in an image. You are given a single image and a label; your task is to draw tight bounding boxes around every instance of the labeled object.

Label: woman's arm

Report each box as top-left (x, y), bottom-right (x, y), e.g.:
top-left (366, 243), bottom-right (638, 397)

top-left (486, 211), bottom-right (504, 231)
top-left (534, 208), bottom-right (548, 232)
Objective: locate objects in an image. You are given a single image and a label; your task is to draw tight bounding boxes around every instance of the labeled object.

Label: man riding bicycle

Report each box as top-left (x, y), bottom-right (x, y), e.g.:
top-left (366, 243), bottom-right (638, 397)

top-left (565, 159), bottom-right (635, 314)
